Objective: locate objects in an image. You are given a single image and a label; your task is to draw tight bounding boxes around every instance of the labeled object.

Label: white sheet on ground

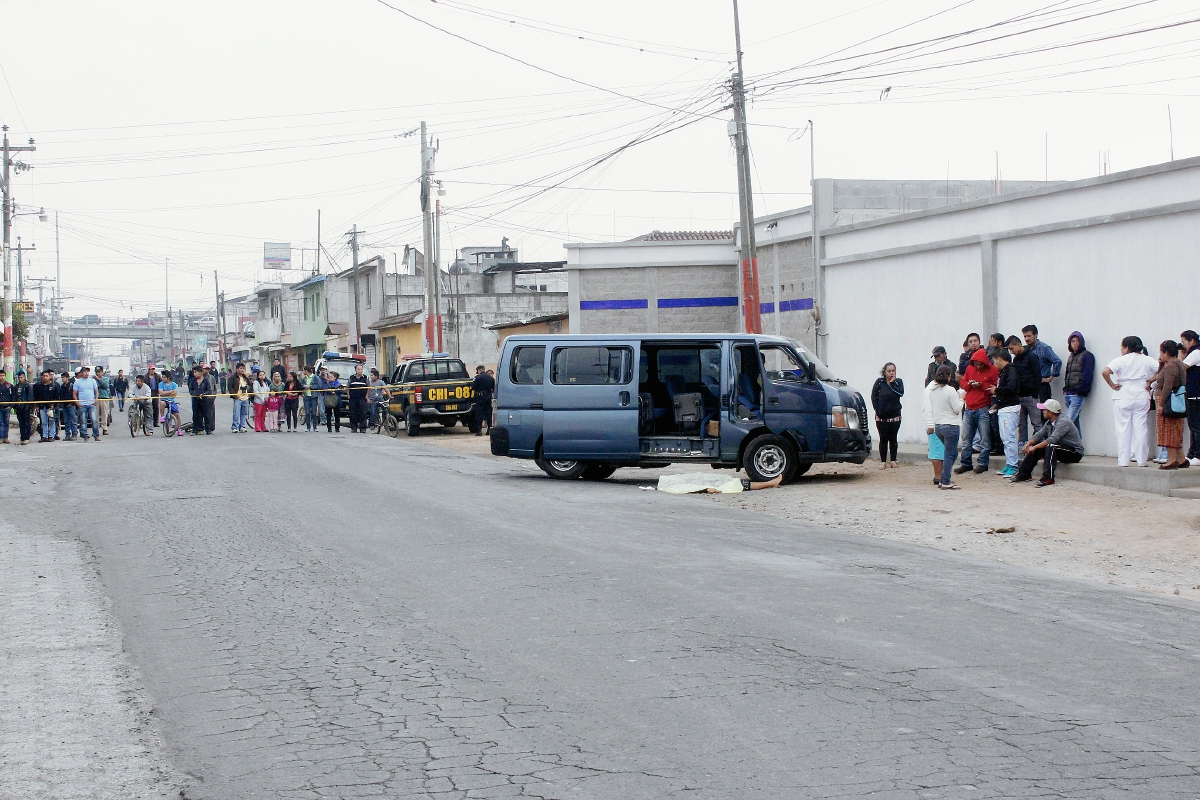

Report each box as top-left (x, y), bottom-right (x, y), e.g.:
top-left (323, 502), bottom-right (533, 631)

top-left (656, 473), bottom-right (744, 494)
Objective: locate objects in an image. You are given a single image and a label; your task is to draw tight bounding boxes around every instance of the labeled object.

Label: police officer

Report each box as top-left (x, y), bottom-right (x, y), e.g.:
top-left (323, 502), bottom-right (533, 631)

top-left (346, 363), bottom-right (371, 433)
top-left (471, 365), bottom-right (495, 436)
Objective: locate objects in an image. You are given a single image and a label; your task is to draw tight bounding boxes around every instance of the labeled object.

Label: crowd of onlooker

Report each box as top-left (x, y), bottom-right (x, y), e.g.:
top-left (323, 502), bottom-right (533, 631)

top-left (870, 326), bottom-right (1200, 489)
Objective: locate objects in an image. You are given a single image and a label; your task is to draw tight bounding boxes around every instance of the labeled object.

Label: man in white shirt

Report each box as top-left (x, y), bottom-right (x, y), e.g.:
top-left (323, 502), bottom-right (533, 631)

top-left (73, 366), bottom-right (101, 442)
top-left (1101, 336), bottom-right (1160, 468)
top-left (1182, 330), bottom-right (1200, 467)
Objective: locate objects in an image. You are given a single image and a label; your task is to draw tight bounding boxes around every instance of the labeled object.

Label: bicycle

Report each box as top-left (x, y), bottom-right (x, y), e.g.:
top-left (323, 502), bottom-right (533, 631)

top-left (128, 401), bottom-right (152, 437)
top-left (158, 401), bottom-right (182, 437)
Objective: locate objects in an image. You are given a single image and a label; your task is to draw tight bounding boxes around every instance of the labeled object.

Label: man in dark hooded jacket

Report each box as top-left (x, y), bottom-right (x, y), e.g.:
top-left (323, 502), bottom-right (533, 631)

top-left (1062, 331), bottom-right (1095, 442)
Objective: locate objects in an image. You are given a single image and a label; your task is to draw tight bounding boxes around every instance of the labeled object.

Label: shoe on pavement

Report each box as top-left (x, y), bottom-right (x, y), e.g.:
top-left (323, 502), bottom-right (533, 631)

top-left (1190, 458), bottom-right (1200, 467)
top-left (1010, 475), bottom-right (1031, 483)
top-left (953, 464), bottom-right (973, 475)
top-left (973, 466), bottom-right (988, 474)
top-left (1036, 479), bottom-right (1055, 487)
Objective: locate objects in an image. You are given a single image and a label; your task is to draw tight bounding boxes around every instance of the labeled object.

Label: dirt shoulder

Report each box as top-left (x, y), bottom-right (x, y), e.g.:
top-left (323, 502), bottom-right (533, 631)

top-left (415, 426), bottom-right (1200, 601)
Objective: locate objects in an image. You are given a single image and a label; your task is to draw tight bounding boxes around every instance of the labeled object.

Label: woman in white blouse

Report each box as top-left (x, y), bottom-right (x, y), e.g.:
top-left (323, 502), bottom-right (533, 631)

top-left (1101, 335), bottom-right (1160, 467)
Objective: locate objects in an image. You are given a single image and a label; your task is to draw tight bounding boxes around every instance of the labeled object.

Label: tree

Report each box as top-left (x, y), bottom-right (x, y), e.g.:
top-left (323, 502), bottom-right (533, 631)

top-left (12, 304), bottom-right (27, 342)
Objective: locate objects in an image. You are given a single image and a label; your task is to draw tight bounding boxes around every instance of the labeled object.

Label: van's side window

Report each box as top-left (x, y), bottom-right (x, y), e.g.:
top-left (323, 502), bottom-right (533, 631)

top-left (550, 347), bottom-right (632, 385)
top-left (759, 344), bottom-right (810, 383)
top-left (511, 346), bottom-right (546, 385)
top-left (408, 363), bottom-right (424, 379)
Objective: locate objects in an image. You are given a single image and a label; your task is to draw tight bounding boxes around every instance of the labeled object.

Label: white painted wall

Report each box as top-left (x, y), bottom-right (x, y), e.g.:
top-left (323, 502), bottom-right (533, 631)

top-left (819, 156), bottom-right (1200, 457)
top-left (824, 244), bottom-right (984, 447)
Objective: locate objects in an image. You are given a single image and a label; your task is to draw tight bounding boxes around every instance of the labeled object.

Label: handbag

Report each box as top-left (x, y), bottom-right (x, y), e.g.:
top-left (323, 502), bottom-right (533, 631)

top-left (1166, 385), bottom-right (1188, 418)
top-left (324, 389), bottom-right (339, 408)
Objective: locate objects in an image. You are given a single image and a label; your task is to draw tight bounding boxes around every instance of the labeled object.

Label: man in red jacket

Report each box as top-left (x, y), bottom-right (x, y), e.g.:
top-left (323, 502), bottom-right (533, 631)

top-left (955, 348), bottom-right (999, 475)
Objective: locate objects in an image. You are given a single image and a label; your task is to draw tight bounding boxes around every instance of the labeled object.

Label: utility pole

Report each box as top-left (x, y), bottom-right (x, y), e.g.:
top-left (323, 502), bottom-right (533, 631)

top-left (348, 225), bottom-right (363, 354)
top-left (164, 257), bottom-right (171, 363)
top-left (809, 119), bottom-right (823, 360)
top-left (2, 125), bottom-right (36, 375)
top-left (315, 209), bottom-right (321, 274)
top-left (730, 0), bottom-right (761, 334)
top-left (419, 121), bottom-right (442, 353)
top-left (214, 271), bottom-right (226, 366)
top-left (14, 236), bottom-right (34, 300)
top-left (54, 212), bottom-right (60, 356)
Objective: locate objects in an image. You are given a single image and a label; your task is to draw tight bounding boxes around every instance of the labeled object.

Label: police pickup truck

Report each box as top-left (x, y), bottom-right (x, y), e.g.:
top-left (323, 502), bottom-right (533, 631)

top-left (388, 354), bottom-right (476, 436)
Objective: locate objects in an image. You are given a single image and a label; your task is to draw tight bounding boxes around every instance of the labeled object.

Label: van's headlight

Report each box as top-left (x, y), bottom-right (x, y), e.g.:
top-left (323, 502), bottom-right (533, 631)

top-left (832, 405), bottom-right (859, 429)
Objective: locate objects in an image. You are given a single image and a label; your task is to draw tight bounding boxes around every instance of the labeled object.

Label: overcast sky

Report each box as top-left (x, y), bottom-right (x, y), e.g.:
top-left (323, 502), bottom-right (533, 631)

top-left (3, 0), bottom-right (1196, 319)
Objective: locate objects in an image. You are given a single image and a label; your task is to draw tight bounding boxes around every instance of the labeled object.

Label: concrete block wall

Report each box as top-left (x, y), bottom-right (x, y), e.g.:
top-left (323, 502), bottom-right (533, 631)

top-left (757, 237), bottom-right (816, 350)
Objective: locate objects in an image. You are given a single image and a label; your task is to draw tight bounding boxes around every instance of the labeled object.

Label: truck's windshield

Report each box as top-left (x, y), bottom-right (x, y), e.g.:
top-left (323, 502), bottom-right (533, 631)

top-left (406, 360), bottom-right (468, 380)
top-left (321, 360), bottom-right (362, 381)
top-left (787, 340), bottom-right (841, 383)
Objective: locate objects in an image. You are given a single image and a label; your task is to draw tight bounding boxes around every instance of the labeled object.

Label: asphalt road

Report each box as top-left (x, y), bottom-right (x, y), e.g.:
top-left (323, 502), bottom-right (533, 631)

top-left (44, 400), bottom-right (1200, 799)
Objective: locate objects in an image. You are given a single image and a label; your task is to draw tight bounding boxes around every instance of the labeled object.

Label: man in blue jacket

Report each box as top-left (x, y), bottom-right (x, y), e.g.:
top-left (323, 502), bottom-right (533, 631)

top-left (1022, 324), bottom-right (1062, 403)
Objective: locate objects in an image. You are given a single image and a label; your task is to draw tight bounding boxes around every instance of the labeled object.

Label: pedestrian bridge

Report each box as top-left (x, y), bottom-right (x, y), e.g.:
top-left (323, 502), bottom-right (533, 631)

top-left (60, 320), bottom-right (218, 339)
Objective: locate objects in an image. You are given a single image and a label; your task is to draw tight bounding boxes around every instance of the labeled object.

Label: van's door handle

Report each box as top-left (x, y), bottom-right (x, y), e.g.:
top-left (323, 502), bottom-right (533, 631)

top-left (529, 403), bottom-right (543, 410)
top-left (618, 391), bottom-right (630, 407)
top-left (768, 397), bottom-right (779, 406)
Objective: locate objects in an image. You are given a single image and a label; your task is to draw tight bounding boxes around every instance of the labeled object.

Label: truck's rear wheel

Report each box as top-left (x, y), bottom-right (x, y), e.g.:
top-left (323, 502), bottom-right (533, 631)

top-left (581, 464), bottom-right (617, 481)
top-left (405, 406), bottom-right (421, 436)
top-left (743, 435), bottom-right (797, 483)
top-left (536, 458), bottom-right (587, 480)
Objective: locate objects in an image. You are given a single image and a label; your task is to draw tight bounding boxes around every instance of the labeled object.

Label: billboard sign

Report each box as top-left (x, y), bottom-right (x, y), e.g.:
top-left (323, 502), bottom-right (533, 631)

top-left (264, 242), bottom-right (291, 270)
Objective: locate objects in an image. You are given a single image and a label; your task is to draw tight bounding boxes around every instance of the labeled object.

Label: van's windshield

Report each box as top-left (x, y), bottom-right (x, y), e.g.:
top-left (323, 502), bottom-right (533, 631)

top-left (787, 340), bottom-right (842, 384)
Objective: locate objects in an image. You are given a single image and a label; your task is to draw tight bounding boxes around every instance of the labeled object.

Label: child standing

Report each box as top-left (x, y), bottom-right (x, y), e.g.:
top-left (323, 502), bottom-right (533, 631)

top-left (266, 375), bottom-right (285, 431)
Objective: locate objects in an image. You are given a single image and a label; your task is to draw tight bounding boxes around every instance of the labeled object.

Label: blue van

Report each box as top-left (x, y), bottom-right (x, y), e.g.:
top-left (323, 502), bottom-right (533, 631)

top-left (489, 334), bottom-right (870, 481)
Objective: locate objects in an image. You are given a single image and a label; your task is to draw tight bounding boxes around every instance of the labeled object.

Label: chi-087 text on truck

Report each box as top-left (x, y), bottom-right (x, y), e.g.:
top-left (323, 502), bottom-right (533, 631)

top-left (387, 353), bottom-right (477, 436)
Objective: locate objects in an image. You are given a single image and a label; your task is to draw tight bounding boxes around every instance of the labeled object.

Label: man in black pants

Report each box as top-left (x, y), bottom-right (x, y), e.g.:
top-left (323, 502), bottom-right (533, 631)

top-left (346, 363), bottom-right (371, 433)
top-left (187, 366), bottom-right (207, 435)
top-left (471, 365), bottom-right (495, 436)
top-left (1011, 399), bottom-right (1084, 487)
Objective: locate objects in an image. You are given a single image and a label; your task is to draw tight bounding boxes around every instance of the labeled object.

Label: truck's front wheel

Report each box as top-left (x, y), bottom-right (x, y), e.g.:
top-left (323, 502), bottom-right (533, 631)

top-left (743, 435), bottom-right (797, 483)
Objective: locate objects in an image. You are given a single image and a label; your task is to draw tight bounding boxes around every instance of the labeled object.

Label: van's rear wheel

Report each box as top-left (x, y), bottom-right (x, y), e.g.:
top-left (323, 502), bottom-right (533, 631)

top-left (743, 435), bottom-right (797, 483)
top-left (536, 458), bottom-right (588, 480)
top-left (581, 464), bottom-right (617, 481)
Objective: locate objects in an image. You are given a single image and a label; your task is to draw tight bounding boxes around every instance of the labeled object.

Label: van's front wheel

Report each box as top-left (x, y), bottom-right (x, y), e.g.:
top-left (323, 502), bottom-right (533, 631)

top-left (743, 435), bottom-right (798, 483)
top-left (536, 458), bottom-right (588, 480)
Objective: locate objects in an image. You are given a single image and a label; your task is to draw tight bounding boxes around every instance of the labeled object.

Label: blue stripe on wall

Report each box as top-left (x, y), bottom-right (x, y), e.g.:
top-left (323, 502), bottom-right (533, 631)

top-left (657, 296), bottom-right (739, 309)
top-left (579, 299), bottom-right (648, 310)
top-left (761, 297), bottom-right (814, 314)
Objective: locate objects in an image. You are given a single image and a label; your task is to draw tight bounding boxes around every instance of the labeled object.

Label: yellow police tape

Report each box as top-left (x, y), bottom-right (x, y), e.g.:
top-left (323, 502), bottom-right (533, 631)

top-left (1, 385), bottom-right (465, 406)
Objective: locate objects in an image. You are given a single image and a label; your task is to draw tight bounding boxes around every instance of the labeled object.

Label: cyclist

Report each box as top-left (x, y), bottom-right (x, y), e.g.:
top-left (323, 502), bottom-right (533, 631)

top-left (158, 372), bottom-right (183, 435)
top-left (128, 375), bottom-right (154, 435)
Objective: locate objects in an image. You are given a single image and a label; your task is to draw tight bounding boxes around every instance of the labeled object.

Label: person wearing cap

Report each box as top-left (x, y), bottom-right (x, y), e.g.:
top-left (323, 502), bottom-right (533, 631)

top-left (0, 368), bottom-right (13, 443)
top-left (1011, 398), bottom-right (1084, 487)
top-left (925, 346), bottom-right (954, 387)
top-left (73, 365), bottom-right (101, 442)
top-left (14, 370), bottom-right (34, 444)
